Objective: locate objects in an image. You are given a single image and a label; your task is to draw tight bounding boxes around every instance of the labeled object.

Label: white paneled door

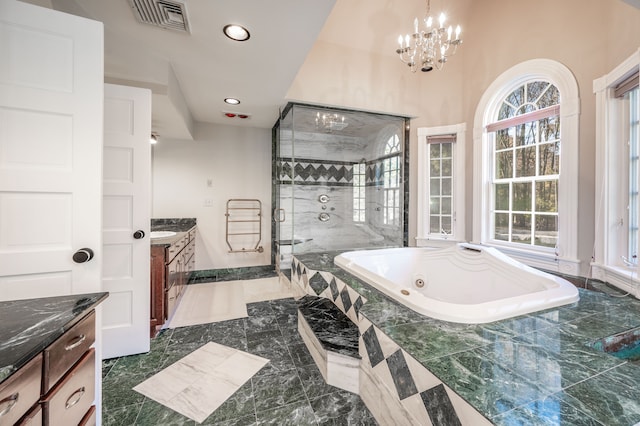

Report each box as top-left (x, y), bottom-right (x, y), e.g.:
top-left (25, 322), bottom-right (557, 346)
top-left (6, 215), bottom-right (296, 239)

top-left (102, 84), bottom-right (151, 359)
top-left (0, 1), bottom-right (103, 299)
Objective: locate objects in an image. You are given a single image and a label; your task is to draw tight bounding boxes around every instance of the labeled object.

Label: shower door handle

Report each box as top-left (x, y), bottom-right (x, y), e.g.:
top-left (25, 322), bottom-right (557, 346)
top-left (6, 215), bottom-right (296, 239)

top-left (274, 208), bottom-right (286, 223)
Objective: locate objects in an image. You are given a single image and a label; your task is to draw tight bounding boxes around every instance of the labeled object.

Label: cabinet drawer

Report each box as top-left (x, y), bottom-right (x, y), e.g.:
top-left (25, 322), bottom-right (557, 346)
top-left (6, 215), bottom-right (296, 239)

top-left (16, 402), bottom-right (42, 426)
top-left (165, 284), bottom-right (179, 320)
top-left (78, 405), bottom-right (96, 426)
top-left (43, 349), bottom-right (95, 426)
top-left (0, 354), bottom-right (42, 426)
top-left (43, 311), bottom-right (95, 393)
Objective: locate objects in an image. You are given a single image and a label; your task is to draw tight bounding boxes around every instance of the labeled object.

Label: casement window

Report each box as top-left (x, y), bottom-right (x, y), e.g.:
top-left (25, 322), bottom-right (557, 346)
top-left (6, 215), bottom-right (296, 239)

top-left (473, 59), bottom-right (579, 274)
top-left (593, 50), bottom-right (640, 295)
top-left (416, 124), bottom-right (466, 245)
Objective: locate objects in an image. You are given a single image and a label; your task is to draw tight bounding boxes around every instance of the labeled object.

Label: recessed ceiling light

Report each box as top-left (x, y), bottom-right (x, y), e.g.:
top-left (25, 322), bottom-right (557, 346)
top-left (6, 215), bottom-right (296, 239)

top-left (223, 24), bottom-right (250, 41)
top-left (224, 97), bottom-right (241, 105)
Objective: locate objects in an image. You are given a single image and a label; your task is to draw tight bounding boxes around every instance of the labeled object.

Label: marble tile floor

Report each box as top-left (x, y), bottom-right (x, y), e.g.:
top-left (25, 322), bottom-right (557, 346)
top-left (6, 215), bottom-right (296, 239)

top-left (102, 297), bottom-right (377, 425)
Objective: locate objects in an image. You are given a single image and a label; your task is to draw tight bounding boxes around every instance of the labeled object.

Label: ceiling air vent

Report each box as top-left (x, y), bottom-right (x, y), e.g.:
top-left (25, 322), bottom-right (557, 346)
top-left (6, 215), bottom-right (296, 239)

top-left (129, 0), bottom-right (190, 33)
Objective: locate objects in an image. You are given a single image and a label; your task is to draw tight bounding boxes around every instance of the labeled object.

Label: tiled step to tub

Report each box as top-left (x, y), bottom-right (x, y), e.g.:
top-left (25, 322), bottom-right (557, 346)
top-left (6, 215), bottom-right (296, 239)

top-left (297, 295), bottom-right (360, 394)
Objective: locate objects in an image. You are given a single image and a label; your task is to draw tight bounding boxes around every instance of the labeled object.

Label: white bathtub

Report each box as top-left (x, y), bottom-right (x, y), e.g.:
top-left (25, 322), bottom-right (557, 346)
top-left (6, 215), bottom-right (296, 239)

top-left (334, 244), bottom-right (579, 324)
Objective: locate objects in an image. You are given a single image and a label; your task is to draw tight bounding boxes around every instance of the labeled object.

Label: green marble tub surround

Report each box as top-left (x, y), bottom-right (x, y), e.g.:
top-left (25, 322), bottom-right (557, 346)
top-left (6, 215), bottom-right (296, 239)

top-left (293, 250), bottom-right (640, 425)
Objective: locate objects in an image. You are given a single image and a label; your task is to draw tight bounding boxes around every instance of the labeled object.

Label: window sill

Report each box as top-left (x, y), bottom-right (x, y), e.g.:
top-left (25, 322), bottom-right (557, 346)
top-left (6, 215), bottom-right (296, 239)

top-left (476, 242), bottom-right (581, 275)
top-left (415, 237), bottom-right (463, 248)
top-left (590, 263), bottom-right (640, 298)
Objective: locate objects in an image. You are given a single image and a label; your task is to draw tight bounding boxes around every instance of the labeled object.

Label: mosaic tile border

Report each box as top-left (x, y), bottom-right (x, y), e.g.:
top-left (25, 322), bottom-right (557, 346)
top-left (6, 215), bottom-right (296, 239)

top-left (276, 155), bottom-right (401, 187)
top-left (291, 257), bottom-right (364, 325)
top-left (189, 265), bottom-right (276, 284)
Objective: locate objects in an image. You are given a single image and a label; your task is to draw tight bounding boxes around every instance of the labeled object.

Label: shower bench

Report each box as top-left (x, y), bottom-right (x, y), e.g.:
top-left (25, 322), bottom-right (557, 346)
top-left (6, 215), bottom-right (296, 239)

top-left (297, 295), bottom-right (360, 394)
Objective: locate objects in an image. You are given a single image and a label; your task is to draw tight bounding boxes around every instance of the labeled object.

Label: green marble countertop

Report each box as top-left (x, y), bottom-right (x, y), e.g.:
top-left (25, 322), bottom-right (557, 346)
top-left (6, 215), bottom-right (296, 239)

top-left (293, 251), bottom-right (640, 426)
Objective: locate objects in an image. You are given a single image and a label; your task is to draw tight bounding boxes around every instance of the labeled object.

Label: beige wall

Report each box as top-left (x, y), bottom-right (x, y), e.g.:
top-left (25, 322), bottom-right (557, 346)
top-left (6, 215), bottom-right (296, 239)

top-left (287, 0), bottom-right (640, 274)
top-left (152, 123), bottom-right (272, 270)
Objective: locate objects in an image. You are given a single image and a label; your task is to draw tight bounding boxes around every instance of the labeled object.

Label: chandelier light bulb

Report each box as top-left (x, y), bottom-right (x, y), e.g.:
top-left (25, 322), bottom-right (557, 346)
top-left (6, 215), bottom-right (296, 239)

top-left (398, 35), bottom-right (403, 47)
top-left (439, 13), bottom-right (446, 28)
top-left (447, 25), bottom-right (452, 40)
top-left (426, 16), bottom-right (433, 27)
top-left (455, 25), bottom-right (461, 39)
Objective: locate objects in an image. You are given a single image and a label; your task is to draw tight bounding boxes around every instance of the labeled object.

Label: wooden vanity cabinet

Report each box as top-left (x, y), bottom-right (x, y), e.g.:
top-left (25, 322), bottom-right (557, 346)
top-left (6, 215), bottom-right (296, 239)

top-left (150, 227), bottom-right (196, 336)
top-left (0, 353), bottom-right (42, 425)
top-left (2, 310), bottom-right (97, 426)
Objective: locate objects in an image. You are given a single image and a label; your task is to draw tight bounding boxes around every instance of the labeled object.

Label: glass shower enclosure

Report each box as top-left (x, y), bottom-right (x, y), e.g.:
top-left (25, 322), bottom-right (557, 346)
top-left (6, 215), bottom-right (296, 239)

top-left (272, 103), bottom-right (409, 273)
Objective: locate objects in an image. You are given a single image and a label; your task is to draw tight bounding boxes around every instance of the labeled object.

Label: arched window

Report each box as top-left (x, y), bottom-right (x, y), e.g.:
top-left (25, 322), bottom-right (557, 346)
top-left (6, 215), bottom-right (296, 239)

top-left (489, 81), bottom-right (560, 248)
top-left (473, 59), bottom-right (580, 274)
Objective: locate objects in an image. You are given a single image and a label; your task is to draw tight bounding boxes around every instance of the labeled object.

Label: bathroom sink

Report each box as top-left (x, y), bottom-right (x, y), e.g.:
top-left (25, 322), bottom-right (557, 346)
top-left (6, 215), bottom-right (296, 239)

top-left (150, 231), bottom-right (177, 239)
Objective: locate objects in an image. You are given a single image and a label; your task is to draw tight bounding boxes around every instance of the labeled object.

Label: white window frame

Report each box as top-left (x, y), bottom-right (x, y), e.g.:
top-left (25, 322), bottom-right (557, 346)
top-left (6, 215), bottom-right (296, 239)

top-left (473, 59), bottom-right (580, 274)
top-left (592, 48), bottom-right (640, 297)
top-left (416, 123), bottom-right (466, 247)
top-left (382, 134), bottom-right (401, 227)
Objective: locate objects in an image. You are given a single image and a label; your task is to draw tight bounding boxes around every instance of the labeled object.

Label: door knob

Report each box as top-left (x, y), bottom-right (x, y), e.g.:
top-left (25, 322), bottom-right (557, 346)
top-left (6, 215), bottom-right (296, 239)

top-left (72, 248), bottom-right (94, 263)
top-left (133, 230), bottom-right (145, 239)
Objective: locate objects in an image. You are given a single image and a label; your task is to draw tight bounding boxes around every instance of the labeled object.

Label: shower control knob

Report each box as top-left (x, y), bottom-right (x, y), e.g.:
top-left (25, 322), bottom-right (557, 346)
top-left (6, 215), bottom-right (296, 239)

top-left (133, 230), bottom-right (145, 239)
top-left (72, 248), bottom-right (94, 263)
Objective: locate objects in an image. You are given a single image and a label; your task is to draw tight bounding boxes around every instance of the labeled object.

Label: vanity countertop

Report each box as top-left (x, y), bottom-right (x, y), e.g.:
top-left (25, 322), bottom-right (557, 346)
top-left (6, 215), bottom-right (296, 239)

top-left (0, 292), bottom-right (109, 384)
top-left (293, 251), bottom-right (640, 426)
top-left (150, 218), bottom-right (196, 246)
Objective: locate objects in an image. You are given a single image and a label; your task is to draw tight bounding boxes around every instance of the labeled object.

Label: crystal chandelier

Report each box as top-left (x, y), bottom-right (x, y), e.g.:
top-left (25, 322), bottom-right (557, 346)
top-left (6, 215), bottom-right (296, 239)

top-left (315, 112), bottom-right (348, 133)
top-left (395, 0), bottom-right (462, 72)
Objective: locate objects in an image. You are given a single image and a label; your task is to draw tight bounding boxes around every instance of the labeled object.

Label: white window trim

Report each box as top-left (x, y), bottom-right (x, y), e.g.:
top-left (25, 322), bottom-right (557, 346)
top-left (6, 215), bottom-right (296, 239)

top-left (592, 47), bottom-right (640, 297)
top-left (416, 123), bottom-right (466, 247)
top-left (473, 59), bottom-right (581, 274)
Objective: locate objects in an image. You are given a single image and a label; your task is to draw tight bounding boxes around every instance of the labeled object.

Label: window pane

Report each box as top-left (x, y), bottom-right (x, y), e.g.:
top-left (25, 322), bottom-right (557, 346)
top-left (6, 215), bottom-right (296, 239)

top-left (442, 178), bottom-right (452, 196)
top-left (496, 129), bottom-right (512, 150)
top-left (441, 197), bottom-right (452, 215)
top-left (539, 142), bottom-right (560, 175)
top-left (538, 85), bottom-right (560, 108)
top-left (512, 214), bottom-right (532, 244)
top-left (430, 178), bottom-right (440, 196)
top-left (536, 180), bottom-right (558, 212)
top-left (498, 103), bottom-right (515, 120)
top-left (527, 81), bottom-right (549, 103)
top-left (430, 144), bottom-right (441, 158)
top-left (430, 198), bottom-right (440, 214)
top-left (515, 146), bottom-right (536, 177)
top-left (496, 151), bottom-right (513, 179)
top-left (441, 216), bottom-right (452, 234)
top-left (430, 216), bottom-right (440, 233)
top-left (506, 86), bottom-right (525, 108)
top-left (515, 124), bottom-right (526, 147)
top-left (513, 182), bottom-right (532, 211)
top-left (540, 116), bottom-right (560, 142)
top-left (442, 143), bottom-right (452, 158)
top-left (442, 159), bottom-right (452, 176)
top-left (430, 159), bottom-right (441, 176)
top-left (495, 183), bottom-right (509, 210)
top-left (494, 213), bottom-right (509, 241)
top-left (535, 215), bottom-right (558, 248)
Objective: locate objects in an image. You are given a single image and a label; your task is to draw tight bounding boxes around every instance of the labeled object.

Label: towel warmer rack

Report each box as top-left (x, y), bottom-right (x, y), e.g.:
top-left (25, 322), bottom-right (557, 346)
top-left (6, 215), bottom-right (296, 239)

top-left (225, 199), bottom-right (264, 253)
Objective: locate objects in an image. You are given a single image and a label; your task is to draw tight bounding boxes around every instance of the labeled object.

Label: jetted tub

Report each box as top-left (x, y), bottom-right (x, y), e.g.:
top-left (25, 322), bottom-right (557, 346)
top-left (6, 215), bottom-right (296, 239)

top-left (334, 243), bottom-right (579, 324)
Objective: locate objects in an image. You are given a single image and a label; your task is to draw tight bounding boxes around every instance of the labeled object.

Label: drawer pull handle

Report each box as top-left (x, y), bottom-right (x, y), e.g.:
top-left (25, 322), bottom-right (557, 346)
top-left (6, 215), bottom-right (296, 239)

top-left (65, 387), bottom-right (85, 409)
top-left (0, 393), bottom-right (18, 417)
top-left (65, 334), bottom-right (86, 351)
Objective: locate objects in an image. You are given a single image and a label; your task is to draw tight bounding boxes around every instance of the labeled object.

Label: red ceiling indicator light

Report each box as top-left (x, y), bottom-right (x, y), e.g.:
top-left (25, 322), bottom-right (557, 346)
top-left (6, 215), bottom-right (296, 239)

top-left (238, 114), bottom-right (249, 119)
top-left (225, 113), bottom-right (237, 118)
